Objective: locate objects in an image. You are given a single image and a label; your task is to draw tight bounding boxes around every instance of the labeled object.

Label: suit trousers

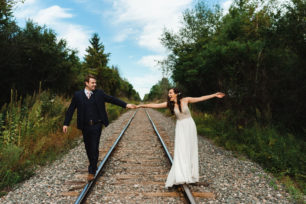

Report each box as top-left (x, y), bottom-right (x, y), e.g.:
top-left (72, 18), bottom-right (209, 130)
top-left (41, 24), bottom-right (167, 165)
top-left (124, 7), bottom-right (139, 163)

top-left (81, 123), bottom-right (102, 174)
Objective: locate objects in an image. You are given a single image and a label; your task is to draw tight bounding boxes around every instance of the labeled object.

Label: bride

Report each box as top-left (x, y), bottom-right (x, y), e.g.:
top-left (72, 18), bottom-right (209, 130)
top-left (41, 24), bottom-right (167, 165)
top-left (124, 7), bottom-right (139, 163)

top-left (137, 88), bottom-right (225, 187)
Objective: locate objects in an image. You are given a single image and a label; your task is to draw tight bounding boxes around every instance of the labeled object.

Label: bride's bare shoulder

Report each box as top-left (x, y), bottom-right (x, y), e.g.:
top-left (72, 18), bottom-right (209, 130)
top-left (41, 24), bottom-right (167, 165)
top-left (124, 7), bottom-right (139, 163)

top-left (181, 97), bottom-right (190, 103)
top-left (180, 97), bottom-right (190, 105)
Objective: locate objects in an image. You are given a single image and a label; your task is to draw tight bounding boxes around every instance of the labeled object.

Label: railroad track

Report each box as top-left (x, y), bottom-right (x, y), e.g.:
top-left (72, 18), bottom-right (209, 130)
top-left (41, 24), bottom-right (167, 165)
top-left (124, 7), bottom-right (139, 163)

top-left (62, 109), bottom-right (215, 203)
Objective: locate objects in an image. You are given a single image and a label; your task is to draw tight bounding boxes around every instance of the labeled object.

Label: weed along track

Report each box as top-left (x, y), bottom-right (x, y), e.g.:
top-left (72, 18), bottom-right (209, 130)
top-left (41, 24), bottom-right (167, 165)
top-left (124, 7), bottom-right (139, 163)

top-left (62, 109), bottom-right (215, 203)
top-left (1, 108), bottom-right (290, 203)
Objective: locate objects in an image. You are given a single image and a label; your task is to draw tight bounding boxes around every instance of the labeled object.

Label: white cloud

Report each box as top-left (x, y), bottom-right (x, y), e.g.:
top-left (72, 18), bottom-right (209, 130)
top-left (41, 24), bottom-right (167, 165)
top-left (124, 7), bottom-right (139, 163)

top-left (113, 28), bottom-right (135, 42)
top-left (33, 6), bottom-right (73, 25)
top-left (133, 55), bottom-right (168, 98)
top-left (60, 24), bottom-right (90, 57)
top-left (221, 0), bottom-right (233, 15)
top-left (22, 0), bottom-right (37, 5)
top-left (138, 24), bottom-right (165, 52)
top-left (109, 0), bottom-right (192, 53)
top-left (137, 55), bottom-right (165, 72)
top-left (14, 2), bottom-right (91, 58)
top-left (259, 0), bottom-right (294, 14)
top-left (14, 0), bottom-right (39, 19)
top-left (128, 73), bottom-right (163, 99)
top-left (106, 0), bottom-right (193, 97)
top-left (221, 0), bottom-right (293, 16)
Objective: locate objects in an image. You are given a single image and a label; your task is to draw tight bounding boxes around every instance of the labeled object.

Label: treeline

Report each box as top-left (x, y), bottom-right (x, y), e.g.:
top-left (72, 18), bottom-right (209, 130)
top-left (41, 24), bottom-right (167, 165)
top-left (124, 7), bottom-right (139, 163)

top-left (0, 1), bottom-right (140, 106)
top-left (146, 0), bottom-right (305, 200)
top-left (143, 78), bottom-right (173, 101)
top-left (161, 0), bottom-right (305, 133)
top-left (0, 0), bottom-right (139, 195)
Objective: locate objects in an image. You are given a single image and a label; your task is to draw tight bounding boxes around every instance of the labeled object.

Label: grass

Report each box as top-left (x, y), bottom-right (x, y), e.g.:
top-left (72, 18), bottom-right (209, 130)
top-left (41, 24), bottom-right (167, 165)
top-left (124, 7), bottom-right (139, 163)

top-left (191, 110), bottom-right (305, 203)
top-left (0, 90), bottom-right (131, 197)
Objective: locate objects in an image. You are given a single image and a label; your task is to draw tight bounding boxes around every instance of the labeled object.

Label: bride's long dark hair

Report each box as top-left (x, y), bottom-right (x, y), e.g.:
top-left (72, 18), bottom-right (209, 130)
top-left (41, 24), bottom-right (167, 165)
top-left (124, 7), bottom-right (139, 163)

top-left (167, 88), bottom-right (183, 115)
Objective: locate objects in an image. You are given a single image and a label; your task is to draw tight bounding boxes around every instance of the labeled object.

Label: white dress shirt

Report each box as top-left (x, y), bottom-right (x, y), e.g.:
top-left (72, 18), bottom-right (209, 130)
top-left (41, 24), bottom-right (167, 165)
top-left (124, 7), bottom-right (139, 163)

top-left (84, 89), bottom-right (93, 99)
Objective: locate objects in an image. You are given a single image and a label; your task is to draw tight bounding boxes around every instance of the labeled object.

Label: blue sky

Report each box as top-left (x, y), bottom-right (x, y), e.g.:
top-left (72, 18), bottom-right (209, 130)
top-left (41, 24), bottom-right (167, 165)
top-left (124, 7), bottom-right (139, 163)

top-left (13, 0), bottom-right (233, 98)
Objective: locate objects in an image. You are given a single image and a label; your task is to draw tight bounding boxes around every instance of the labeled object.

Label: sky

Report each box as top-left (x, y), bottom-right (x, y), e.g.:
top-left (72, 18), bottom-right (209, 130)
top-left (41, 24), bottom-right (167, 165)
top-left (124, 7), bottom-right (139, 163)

top-left (12, 0), bottom-right (234, 98)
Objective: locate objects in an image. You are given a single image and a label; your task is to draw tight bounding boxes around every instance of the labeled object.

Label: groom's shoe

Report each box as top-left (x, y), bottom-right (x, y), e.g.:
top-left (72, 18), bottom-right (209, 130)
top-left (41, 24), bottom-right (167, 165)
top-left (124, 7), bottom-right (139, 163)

top-left (87, 173), bottom-right (95, 182)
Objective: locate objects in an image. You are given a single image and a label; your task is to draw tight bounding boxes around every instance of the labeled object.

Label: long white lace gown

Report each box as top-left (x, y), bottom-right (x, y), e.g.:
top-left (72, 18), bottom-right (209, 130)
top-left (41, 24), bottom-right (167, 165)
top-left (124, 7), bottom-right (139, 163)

top-left (165, 103), bottom-right (199, 188)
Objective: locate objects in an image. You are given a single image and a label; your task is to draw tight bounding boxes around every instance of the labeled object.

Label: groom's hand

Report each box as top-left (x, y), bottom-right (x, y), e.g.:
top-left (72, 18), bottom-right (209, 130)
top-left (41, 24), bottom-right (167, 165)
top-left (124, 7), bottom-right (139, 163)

top-left (126, 104), bottom-right (136, 109)
top-left (63, 125), bottom-right (68, 133)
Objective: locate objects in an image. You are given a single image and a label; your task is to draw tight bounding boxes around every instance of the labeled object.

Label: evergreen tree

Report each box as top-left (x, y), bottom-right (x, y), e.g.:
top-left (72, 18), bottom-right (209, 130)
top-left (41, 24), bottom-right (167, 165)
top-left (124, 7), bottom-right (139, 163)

top-left (0, 18), bottom-right (81, 104)
top-left (84, 33), bottom-right (109, 73)
top-left (83, 33), bottom-right (140, 100)
top-left (0, 0), bottom-right (20, 104)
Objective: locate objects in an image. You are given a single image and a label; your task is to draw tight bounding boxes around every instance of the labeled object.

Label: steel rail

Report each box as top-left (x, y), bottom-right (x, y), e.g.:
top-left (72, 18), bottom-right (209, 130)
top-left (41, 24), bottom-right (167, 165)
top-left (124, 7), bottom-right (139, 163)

top-left (145, 109), bottom-right (196, 204)
top-left (74, 110), bottom-right (138, 204)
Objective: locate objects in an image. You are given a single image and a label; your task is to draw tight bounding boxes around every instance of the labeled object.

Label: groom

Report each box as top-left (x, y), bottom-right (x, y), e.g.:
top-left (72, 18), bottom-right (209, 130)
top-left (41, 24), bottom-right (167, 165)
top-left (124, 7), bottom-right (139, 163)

top-left (63, 74), bottom-right (135, 181)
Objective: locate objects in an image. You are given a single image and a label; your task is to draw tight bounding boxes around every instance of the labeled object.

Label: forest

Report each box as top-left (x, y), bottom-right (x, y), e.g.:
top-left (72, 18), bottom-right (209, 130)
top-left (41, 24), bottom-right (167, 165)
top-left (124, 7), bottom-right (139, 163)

top-left (146, 0), bottom-right (305, 201)
top-left (0, 1), bottom-right (140, 105)
top-left (0, 0), bottom-right (139, 195)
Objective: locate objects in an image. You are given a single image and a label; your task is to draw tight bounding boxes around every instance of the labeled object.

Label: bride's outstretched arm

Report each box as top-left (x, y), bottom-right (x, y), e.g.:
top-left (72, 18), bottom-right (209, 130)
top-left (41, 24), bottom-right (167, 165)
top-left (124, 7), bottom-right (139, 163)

top-left (137, 102), bottom-right (167, 109)
top-left (185, 92), bottom-right (225, 104)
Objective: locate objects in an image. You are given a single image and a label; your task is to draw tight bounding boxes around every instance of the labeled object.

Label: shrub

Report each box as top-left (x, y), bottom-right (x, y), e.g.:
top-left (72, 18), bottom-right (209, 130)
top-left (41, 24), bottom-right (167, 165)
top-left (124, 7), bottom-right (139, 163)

top-left (192, 110), bottom-right (305, 201)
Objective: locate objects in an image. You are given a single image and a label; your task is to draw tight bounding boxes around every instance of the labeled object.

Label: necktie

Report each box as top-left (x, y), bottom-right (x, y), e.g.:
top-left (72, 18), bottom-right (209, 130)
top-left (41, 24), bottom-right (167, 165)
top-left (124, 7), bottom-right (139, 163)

top-left (87, 91), bottom-right (91, 99)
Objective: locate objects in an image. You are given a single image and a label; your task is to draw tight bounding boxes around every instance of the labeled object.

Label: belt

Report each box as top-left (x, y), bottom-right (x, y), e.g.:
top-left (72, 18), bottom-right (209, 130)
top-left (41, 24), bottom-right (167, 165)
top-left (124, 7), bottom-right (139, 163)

top-left (87, 120), bottom-right (102, 126)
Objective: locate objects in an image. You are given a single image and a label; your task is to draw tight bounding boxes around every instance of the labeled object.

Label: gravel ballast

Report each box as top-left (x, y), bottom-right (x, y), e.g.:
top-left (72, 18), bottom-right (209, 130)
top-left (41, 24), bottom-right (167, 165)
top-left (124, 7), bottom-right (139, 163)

top-left (0, 109), bottom-right (292, 203)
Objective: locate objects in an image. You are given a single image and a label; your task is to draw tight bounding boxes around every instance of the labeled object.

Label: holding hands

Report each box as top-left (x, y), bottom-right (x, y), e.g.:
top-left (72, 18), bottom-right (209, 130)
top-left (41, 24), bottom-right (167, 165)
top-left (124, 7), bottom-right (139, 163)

top-left (126, 104), bottom-right (137, 109)
top-left (128, 104), bottom-right (153, 109)
top-left (214, 92), bottom-right (225, 98)
top-left (127, 104), bottom-right (149, 109)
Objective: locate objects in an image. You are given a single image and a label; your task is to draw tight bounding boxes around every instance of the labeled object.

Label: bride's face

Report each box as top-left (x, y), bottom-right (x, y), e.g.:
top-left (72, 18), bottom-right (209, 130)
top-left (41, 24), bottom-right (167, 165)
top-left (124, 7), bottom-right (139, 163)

top-left (168, 89), bottom-right (177, 101)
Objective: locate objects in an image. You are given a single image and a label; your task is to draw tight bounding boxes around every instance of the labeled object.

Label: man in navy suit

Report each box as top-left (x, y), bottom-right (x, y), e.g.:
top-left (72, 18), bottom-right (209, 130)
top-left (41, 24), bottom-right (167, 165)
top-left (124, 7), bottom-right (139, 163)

top-left (63, 74), bottom-right (135, 181)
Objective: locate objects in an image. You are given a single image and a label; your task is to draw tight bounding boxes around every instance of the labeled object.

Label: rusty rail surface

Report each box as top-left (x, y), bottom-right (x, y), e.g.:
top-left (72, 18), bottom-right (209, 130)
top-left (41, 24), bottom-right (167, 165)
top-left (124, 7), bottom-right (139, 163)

top-left (74, 110), bottom-right (138, 204)
top-left (74, 109), bottom-right (197, 203)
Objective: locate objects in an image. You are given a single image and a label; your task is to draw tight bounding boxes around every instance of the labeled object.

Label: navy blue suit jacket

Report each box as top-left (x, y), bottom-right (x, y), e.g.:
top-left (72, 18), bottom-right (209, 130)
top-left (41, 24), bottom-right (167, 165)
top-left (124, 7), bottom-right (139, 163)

top-left (63, 89), bottom-right (127, 129)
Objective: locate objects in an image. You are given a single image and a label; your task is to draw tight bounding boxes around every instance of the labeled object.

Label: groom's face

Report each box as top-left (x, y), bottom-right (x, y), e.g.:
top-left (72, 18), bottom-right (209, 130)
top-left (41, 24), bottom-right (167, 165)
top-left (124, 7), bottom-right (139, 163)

top-left (85, 78), bottom-right (97, 91)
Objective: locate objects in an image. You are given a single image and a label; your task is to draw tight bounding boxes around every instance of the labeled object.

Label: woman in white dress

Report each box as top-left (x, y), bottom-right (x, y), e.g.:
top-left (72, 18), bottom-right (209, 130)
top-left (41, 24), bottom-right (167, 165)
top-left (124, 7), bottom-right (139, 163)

top-left (138, 88), bottom-right (225, 187)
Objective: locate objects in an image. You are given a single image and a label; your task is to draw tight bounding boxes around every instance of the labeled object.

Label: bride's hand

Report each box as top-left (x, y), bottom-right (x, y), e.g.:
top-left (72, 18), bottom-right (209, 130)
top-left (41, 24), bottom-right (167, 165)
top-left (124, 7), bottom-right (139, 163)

top-left (215, 92), bottom-right (225, 98)
top-left (136, 105), bottom-right (142, 108)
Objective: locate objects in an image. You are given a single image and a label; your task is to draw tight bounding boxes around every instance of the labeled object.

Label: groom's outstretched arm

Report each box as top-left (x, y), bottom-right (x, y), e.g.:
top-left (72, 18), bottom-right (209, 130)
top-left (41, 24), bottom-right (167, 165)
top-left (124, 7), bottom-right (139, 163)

top-left (103, 92), bottom-right (127, 107)
top-left (103, 91), bottom-right (136, 109)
